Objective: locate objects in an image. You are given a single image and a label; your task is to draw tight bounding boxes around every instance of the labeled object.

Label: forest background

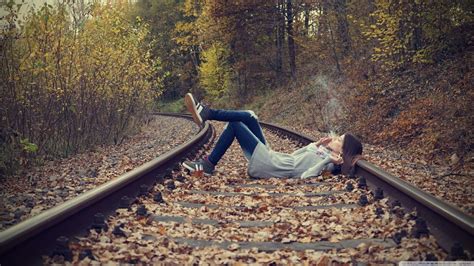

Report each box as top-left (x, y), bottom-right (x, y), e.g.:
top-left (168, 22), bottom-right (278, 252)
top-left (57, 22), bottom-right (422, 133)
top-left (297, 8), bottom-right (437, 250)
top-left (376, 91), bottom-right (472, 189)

top-left (1, 0), bottom-right (473, 176)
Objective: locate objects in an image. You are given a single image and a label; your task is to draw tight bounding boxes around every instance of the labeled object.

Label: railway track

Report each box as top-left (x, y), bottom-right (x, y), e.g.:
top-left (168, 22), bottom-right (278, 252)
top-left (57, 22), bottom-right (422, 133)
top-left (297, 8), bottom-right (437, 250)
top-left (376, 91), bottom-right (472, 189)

top-left (0, 113), bottom-right (472, 264)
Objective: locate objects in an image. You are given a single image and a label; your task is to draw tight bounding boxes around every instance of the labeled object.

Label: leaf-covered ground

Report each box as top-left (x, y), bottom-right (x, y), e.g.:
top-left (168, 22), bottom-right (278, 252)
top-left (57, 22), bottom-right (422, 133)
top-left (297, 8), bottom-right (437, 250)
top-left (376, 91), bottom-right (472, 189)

top-left (45, 122), bottom-right (451, 264)
top-left (0, 116), bottom-right (198, 231)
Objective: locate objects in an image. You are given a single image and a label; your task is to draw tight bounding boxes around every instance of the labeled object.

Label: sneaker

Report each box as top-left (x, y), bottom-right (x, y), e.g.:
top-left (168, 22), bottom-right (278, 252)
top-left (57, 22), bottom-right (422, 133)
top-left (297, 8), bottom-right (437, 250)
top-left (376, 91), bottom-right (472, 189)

top-left (184, 93), bottom-right (210, 126)
top-left (182, 158), bottom-right (215, 176)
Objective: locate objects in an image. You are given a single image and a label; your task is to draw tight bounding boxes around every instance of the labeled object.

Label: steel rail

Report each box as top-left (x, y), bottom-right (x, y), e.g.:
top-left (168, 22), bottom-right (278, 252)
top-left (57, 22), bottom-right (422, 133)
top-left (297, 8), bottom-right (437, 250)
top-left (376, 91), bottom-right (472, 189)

top-left (260, 120), bottom-right (474, 254)
top-left (0, 115), bottom-right (213, 266)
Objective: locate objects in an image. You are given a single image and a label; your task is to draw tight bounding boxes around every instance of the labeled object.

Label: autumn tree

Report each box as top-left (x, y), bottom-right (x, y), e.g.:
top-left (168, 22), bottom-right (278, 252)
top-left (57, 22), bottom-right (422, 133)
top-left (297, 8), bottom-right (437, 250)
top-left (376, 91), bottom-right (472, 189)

top-left (138, 0), bottom-right (473, 104)
top-left (134, 0), bottom-right (188, 99)
top-left (199, 42), bottom-right (232, 103)
top-left (0, 1), bottom-right (159, 175)
top-left (363, 0), bottom-right (473, 69)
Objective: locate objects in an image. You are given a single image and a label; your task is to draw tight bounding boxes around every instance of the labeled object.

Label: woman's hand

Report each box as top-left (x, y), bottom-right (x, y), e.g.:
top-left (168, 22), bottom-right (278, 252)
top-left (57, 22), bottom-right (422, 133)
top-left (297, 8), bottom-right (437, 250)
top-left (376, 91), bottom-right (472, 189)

top-left (316, 137), bottom-right (332, 146)
top-left (330, 153), bottom-right (343, 165)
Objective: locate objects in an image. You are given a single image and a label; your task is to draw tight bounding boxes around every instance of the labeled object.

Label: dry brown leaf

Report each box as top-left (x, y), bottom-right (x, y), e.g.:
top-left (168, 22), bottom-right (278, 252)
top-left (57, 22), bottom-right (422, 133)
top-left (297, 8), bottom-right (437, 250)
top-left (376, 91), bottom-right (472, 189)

top-left (300, 236), bottom-right (312, 243)
top-left (315, 255), bottom-right (331, 266)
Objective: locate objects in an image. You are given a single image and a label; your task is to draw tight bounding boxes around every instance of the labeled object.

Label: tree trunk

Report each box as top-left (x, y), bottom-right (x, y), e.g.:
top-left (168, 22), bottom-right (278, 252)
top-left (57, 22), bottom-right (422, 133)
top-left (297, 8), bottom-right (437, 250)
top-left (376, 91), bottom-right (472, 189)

top-left (411, 2), bottom-right (423, 51)
top-left (304, 3), bottom-right (310, 36)
top-left (328, 20), bottom-right (341, 73)
top-left (286, 0), bottom-right (296, 79)
top-left (334, 0), bottom-right (351, 56)
top-left (275, 0), bottom-right (284, 80)
top-left (317, 1), bottom-right (325, 35)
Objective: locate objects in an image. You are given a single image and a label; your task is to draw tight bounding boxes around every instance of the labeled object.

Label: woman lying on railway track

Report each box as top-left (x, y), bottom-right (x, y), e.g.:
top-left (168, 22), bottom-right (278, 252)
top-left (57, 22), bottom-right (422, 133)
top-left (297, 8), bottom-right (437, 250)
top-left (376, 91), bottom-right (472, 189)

top-left (182, 93), bottom-right (363, 179)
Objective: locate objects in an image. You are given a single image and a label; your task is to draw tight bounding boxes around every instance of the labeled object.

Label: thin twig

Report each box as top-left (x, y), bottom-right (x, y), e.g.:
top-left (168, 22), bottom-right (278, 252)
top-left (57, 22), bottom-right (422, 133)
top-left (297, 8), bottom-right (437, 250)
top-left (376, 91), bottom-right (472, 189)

top-left (435, 173), bottom-right (469, 179)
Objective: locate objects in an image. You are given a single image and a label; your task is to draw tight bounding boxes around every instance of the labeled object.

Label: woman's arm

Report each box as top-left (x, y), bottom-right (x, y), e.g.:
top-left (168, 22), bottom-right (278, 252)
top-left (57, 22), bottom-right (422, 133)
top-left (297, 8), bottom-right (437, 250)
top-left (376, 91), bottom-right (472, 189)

top-left (300, 153), bottom-right (342, 179)
top-left (292, 137), bottom-right (332, 156)
top-left (315, 137), bottom-right (332, 147)
top-left (300, 157), bottom-right (332, 179)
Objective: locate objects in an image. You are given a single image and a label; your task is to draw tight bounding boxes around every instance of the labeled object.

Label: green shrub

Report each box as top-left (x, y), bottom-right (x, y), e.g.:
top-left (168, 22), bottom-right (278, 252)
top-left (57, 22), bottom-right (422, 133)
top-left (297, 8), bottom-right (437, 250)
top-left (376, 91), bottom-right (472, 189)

top-left (155, 98), bottom-right (186, 113)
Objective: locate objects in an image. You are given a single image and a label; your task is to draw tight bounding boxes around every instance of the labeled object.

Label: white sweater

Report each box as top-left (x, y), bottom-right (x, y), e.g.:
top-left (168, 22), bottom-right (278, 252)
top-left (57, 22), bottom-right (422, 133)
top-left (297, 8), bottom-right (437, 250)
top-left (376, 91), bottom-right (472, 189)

top-left (247, 142), bottom-right (334, 178)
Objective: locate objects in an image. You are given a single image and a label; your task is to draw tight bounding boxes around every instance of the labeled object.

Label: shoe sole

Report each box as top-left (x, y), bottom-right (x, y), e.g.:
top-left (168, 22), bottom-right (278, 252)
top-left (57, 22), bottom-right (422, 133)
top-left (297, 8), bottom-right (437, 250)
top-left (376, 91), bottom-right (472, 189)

top-left (182, 162), bottom-right (212, 177)
top-left (184, 93), bottom-right (203, 126)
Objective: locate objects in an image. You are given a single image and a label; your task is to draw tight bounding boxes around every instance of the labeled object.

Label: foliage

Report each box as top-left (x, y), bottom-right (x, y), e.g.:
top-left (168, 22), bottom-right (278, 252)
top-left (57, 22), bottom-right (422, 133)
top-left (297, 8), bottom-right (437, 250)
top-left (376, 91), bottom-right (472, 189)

top-left (363, 0), bottom-right (473, 69)
top-left (0, 1), bottom-right (160, 176)
top-left (20, 139), bottom-right (38, 153)
top-left (199, 42), bottom-right (232, 102)
top-left (133, 0), bottom-right (189, 100)
top-left (155, 98), bottom-right (186, 113)
top-left (132, 0), bottom-right (473, 101)
top-left (173, 0), bottom-right (284, 100)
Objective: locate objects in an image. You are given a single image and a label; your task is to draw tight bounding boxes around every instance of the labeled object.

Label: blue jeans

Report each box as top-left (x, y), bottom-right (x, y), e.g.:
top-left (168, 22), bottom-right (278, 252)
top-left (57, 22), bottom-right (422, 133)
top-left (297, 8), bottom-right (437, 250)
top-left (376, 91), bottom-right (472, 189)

top-left (207, 109), bottom-right (267, 165)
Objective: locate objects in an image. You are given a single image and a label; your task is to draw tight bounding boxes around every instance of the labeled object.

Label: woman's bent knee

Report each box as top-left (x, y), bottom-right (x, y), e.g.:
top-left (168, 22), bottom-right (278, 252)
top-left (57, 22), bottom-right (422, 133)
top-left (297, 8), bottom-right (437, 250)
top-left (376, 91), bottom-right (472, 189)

top-left (245, 110), bottom-right (259, 121)
top-left (228, 121), bottom-right (242, 130)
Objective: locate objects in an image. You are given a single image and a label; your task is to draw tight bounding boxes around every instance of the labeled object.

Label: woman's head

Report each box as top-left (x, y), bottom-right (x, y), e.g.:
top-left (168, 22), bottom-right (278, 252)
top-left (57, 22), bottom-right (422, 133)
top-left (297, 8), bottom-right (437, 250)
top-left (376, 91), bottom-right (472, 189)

top-left (327, 132), bottom-right (343, 155)
top-left (341, 133), bottom-right (363, 175)
top-left (342, 133), bottom-right (362, 157)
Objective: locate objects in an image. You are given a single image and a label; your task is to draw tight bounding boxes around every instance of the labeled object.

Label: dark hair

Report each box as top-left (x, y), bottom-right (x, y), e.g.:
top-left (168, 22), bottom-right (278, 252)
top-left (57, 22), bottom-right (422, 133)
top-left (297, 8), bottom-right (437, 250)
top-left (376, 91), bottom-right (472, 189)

top-left (341, 133), bottom-right (363, 176)
top-left (331, 164), bottom-right (342, 175)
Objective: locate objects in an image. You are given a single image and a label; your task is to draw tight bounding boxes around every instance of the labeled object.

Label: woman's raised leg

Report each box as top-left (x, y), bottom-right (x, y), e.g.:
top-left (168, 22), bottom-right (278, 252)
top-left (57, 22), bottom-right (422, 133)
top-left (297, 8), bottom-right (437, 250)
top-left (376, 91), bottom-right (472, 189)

top-left (207, 109), bottom-right (267, 145)
top-left (185, 93), bottom-right (266, 145)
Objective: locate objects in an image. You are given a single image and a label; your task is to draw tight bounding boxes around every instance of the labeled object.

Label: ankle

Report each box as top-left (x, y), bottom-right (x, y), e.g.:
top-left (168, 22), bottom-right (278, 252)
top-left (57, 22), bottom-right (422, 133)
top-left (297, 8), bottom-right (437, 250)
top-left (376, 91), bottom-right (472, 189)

top-left (204, 106), bottom-right (213, 120)
top-left (205, 156), bottom-right (216, 166)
